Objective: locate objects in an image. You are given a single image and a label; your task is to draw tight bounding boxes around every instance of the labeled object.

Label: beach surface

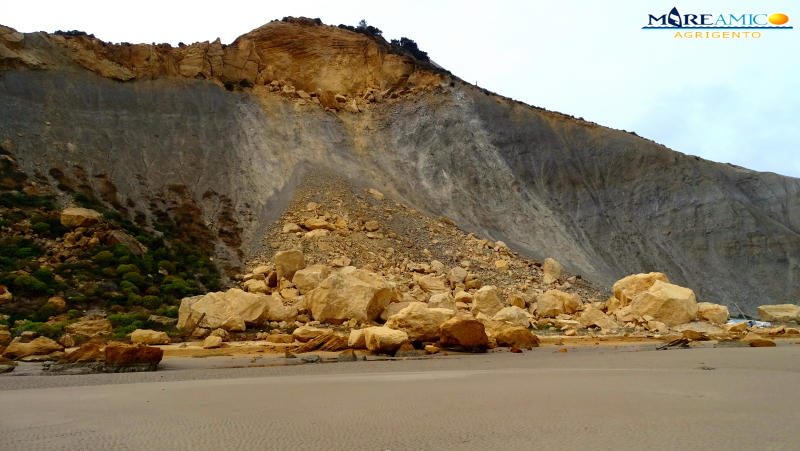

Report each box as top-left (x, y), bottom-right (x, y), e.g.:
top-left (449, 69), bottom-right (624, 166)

top-left (1, 342), bottom-right (799, 450)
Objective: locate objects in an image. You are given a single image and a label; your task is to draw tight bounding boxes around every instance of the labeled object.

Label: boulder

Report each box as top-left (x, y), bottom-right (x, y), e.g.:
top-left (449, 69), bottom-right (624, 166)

top-left (203, 336), bottom-right (223, 349)
top-left (266, 333), bottom-right (293, 344)
top-left (292, 265), bottom-right (331, 295)
top-left (757, 304), bottom-right (800, 322)
top-left (60, 207), bottom-right (103, 228)
top-left (724, 321), bottom-right (749, 333)
top-left (470, 286), bottom-right (504, 318)
top-left (750, 339), bottom-right (777, 347)
top-left (0, 329), bottom-right (10, 346)
top-left (103, 343), bottom-right (163, 372)
top-left (131, 329), bottom-right (170, 345)
top-left (454, 291), bottom-right (473, 304)
top-left (0, 286), bottom-right (11, 304)
top-left (629, 280), bottom-right (698, 326)
top-left (697, 302), bottom-right (730, 325)
top-left (542, 258), bottom-right (564, 284)
top-left (65, 316), bottom-right (112, 336)
top-left (448, 267), bottom-right (468, 285)
top-left (3, 336), bottom-right (64, 360)
top-left (148, 315), bottom-right (178, 326)
top-left (293, 326), bottom-right (330, 343)
top-left (417, 274), bottom-right (449, 293)
top-left (364, 220), bottom-right (380, 232)
top-left (438, 315), bottom-right (489, 349)
top-left (209, 328), bottom-right (230, 342)
top-left (613, 272), bottom-right (670, 306)
top-left (367, 189), bottom-right (385, 200)
top-left (58, 333), bottom-right (75, 348)
top-left (348, 329), bottom-right (367, 349)
top-left (177, 289), bottom-right (272, 331)
top-left (243, 278), bottom-right (269, 294)
top-left (47, 296), bottom-right (67, 309)
top-left (491, 306), bottom-right (531, 327)
top-left (394, 343), bottom-right (418, 358)
top-left (508, 293), bottom-right (526, 309)
top-left (303, 218), bottom-right (336, 231)
top-left (274, 250), bottom-right (306, 281)
top-left (220, 316), bottom-right (246, 332)
top-left (385, 302), bottom-right (455, 342)
top-left (57, 342), bottom-right (105, 364)
top-left (265, 295), bottom-right (298, 322)
top-left (481, 320), bottom-right (539, 348)
top-left (105, 230), bottom-right (148, 257)
top-left (283, 223), bottom-right (302, 233)
top-left (538, 290), bottom-right (581, 317)
top-left (577, 306), bottom-right (618, 331)
top-left (338, 349), bottom-right (358, 362)
top-left (306, 269), bottom-right (396, 324)
top-left (364, 327), bottom-right (408, 354)
top-left (380, 301), bottom-right (411, 322)
top-left (428, 292), bottom-right (456, 310)
top-left (0, 356), bottom-right (14, 373)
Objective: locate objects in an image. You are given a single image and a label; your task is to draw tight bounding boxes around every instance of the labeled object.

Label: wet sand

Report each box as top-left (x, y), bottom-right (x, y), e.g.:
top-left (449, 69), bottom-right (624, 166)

top-left (1, 342), bottom-right (799, 450)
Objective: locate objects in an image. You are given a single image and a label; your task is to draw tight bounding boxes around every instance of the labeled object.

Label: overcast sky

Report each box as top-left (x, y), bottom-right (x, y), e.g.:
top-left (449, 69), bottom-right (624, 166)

top-left (5, 0), bottom-right (799, 178)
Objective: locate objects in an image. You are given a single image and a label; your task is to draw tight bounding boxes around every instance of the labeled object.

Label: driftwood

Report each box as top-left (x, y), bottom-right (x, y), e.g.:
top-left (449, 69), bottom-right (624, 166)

top-left (656, 337), bottom-right (690, 350)
top-left (293, 332), bottom-right (349, 353)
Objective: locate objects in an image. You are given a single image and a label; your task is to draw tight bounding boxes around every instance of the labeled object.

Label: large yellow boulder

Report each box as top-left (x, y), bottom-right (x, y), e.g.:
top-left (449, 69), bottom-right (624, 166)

top-left (757, 304), bottom-right (800, 322)
top-left (537, 290), bottom-right (581, 317)
top-left (697, 302), bottom-right (730, 325)
top-left (613, 272), bottom-right (670, 306)
top-left (629, 280), bottom-right (697, 326)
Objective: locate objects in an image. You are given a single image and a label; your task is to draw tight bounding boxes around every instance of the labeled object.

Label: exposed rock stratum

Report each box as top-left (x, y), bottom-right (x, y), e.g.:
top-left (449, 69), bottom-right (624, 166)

top-left (1, 18), bottom-right (798, 313)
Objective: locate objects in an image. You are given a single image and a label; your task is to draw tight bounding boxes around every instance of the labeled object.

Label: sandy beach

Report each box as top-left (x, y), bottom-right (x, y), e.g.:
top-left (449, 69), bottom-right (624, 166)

top-left (2, 341), bottom-right (799, 450)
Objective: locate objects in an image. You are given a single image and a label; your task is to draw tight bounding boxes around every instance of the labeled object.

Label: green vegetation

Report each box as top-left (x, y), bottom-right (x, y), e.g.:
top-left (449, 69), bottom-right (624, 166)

top-left (0, 169), bottom-right (224, 328)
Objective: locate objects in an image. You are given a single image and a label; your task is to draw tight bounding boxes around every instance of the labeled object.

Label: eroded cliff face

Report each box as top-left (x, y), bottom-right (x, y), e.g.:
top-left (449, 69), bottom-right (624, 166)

top-left (1, 19), bottom-right (798, 312)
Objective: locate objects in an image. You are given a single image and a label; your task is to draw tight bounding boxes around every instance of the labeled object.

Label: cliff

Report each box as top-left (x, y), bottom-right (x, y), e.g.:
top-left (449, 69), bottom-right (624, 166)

top-left (1, 18), bottom-right (798, 314)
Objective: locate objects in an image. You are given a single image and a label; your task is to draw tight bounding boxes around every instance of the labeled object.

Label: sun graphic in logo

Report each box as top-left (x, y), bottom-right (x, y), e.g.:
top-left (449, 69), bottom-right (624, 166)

top-left (768, 13), bottom-right (789, 25)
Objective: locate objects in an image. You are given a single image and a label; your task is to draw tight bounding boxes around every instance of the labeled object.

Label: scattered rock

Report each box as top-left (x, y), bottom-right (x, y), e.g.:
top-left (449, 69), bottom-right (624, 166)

top-left (577, 306), bottom-right (618, 331)
top-left (697, 302), bottom-right (730, 325)
top-left (417, 274), bottom-right (449, 293)
top-left (60, 207), bottom-right (103, 228)
top-left (203, 336), bottom-right (223, 349)
top-left (58, 333), bottom-right (75, 348)
top-left (757, 304), bottom-right (800, 322)
top-left (65, 316), bottom-right (113, 336)
top-left (470, 285), bottom-right (505, 317)
top-left (438, 315), bottom-right (489, 350)
top-left (348, 329), bottom-right (367, 349)
top-left (283, 223), bottom-right (302, 233)
top-left (274, 250), bottom-right (306, 281)
top-left (542, 258), bottom-right (564, 284)
top-left (491, 306), bottom-right (531, 327)
top-left (394, 343), bottom-right (418, 357)
top-left (3, 336), bottom-right (64, 360)
top-left (385, 302), bottom-right (455, 342)
top-left (482, 320), bottom-right (539, 348)
top-left (364, 327), bottom-right (408, 354)
top-left (338, 349), bottom-right (358, 362)
top-left (130, 329), bottom-right (170, 345)
top-left (428, 292), bottom-right (456, 310)
top-left (424, 345), bottom-right (439, 354)
top-left (266, 333), bottom-right (294, 343)
top-left (367, 189), bottom-right (385, 200)
top-left (292, 265), bottom-right (331, 294)
top-left (300, 354), bottom-right (322, 363)
top-left (749, 339), bottom-right (777, 347)
top-left (538, 290), bottom-right (580, 317)
top-left (293, 326), bottom-right (330, 343)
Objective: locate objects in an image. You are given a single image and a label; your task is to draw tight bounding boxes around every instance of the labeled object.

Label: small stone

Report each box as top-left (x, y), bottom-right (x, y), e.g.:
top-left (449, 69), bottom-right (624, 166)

top-left (338, 349), bottom-right (358, 362)
top-left (300, 354), bottom-right (322, 363)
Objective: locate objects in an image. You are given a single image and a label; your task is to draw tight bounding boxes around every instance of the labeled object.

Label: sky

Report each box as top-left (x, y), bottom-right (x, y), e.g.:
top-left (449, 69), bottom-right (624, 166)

top-left (4, 0), bottom-right (799, 178)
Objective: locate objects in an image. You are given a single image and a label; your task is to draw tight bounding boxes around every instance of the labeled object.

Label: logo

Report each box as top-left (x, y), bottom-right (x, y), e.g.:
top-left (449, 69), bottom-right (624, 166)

top-left (644, 7), bottom-right (791, 38)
